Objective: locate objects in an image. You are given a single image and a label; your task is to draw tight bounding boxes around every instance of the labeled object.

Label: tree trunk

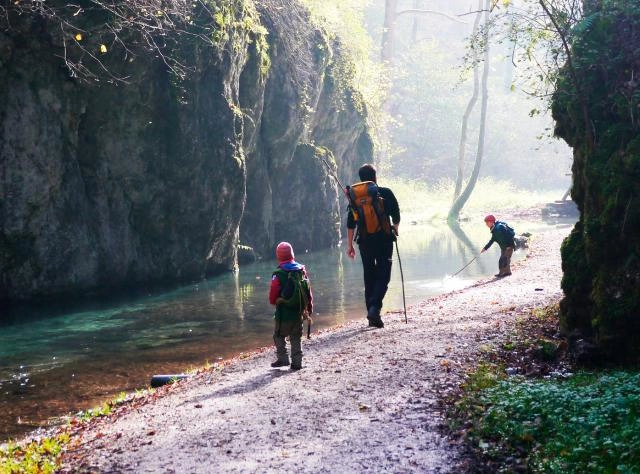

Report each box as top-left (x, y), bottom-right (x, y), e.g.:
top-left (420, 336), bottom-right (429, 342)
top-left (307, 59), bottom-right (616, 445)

top-left (452, 0), bottom-right (483, 202)
top-left (448, 0), bottom-right (490, 223)
top-left (382, 0), bottom-right (398, 63)
top-left (411, 0), bottom-right (423, 43)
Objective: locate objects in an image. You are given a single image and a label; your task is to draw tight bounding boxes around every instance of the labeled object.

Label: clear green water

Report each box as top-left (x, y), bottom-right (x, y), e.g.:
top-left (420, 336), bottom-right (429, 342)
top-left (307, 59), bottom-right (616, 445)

top-left (0, 219), bottom-right (573, 440)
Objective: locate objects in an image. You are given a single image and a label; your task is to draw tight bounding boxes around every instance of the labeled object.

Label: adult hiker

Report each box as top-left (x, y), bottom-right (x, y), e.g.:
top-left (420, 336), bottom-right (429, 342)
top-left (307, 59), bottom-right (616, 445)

top-left (346, 163), bottom-right (400, 328)
top-left (480, 214), bottom-right (516, 278)
top-left (269, 242), bottom-right (313, 371)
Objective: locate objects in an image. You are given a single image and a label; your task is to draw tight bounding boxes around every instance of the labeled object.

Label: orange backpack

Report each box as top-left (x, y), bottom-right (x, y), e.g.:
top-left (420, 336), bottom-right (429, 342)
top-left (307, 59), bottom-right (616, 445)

top-left (348, 181), bottom-right (391, 238)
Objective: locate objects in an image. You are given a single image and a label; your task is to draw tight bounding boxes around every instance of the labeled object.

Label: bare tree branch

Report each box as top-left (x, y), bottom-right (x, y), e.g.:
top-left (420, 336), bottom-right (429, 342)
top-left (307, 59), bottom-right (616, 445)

top-left (2, 0), bottom-right (252, 83)
top-left (395, 9), bottom-right (468, 24)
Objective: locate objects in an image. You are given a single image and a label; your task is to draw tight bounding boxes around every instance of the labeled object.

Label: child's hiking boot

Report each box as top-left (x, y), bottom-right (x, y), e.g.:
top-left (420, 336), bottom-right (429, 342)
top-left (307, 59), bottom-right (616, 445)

top-left (290, 363), bottom-right (302, 371)
top-left (271, 360), bottom-right (289, 368)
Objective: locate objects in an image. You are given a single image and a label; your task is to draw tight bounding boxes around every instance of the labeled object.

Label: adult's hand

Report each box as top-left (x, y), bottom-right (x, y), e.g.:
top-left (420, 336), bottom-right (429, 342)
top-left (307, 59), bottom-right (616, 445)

top-left (347, 246), bottom-right (356, 259)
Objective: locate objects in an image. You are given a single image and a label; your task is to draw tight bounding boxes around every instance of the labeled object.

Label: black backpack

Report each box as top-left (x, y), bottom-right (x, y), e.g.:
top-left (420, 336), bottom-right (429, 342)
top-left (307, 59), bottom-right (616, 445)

top-left (496, 221), bottom-right (516, 239)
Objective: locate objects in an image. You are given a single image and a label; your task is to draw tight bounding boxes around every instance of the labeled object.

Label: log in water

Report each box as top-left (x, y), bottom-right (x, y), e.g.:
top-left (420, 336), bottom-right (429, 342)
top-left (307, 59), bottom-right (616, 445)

top-left (150, 374), bottom-right (191, 388)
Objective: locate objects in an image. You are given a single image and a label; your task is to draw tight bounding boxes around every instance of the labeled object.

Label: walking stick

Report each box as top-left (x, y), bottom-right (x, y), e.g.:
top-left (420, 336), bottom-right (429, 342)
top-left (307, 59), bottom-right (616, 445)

top-left (319, 155), bottom-right (350, 198)
top-left (394, 236), bottom-right (408, 324)
top-left (450, 255), bottom-right (478, 278)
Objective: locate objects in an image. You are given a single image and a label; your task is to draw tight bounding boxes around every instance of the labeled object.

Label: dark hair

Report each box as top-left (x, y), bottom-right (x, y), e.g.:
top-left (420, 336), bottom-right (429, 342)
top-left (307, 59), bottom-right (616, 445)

top-left (358, 163), bottom-right (376, 182)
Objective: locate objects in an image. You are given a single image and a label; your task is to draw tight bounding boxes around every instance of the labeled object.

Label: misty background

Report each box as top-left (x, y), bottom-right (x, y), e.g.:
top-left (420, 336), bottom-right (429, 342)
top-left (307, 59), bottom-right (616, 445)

top-left (306, 0), bottom-right (572, 194)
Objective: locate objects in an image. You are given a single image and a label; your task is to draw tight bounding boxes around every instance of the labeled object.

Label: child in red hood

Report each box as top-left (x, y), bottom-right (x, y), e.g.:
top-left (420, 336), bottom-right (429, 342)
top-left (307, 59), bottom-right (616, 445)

top-left (269, 242), bottom-right (313, 371)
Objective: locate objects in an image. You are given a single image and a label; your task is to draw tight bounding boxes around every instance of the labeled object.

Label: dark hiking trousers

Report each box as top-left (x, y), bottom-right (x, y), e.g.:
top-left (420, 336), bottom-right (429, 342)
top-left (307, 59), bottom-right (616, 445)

top-left (359, 235), bottom-right (394, 313)
top-left (274, 318), bottom-right (303, 366)
top-left (498, 246), bottom-right (514, 275)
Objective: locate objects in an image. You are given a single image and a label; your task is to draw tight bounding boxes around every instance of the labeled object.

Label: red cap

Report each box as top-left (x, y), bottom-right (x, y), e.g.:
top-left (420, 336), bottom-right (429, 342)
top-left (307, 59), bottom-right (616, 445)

top-left (276, 242), bottom-right (294, 262)
top-left (484, 214), bottom-right (496, 223)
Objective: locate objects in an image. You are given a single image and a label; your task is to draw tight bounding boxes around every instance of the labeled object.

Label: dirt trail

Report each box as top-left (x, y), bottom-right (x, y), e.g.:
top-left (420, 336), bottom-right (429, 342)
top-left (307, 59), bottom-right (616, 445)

top-left (61, 226), bottom-right (570, 473)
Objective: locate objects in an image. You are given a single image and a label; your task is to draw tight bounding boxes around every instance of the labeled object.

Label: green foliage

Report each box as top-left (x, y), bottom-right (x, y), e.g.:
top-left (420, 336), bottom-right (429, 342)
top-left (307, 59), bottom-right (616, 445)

top-left (78, 402), bottom-right (112, 421)
top-left (532, 303), bottom-right (559, 320)
top-left (464, 363), bottom-right (505, 392)
top-left (209, 0), bottom-right (270, 76)
top-left (299, 0), bottom-right (386, 133)
top-left (2, 0), bottom-right (270, 82)
top-left (474, 371), bottom-right (640, 473)
top-left (0, 390), bottom-right (141, 472)
top-left (448, 363), bottom-right (505, 433)
top-left (386, 41), bottom-right (472, 182)
top-left (71, 390), bottom-right (130, 422)
top-left (0, 433), bottom-right (70, 474)
top-left (358, 1), bottom-right (573, 190)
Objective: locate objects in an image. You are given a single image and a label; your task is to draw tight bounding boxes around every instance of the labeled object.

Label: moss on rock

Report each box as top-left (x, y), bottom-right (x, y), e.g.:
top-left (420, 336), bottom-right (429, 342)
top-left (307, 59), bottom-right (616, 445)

top-left (553, 1), bottom-right (640, 363)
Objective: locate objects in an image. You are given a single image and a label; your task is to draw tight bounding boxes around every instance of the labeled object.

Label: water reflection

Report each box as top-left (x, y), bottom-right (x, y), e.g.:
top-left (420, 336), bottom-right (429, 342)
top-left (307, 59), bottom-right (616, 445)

top-left (0, 218), bottom-right (572, 440)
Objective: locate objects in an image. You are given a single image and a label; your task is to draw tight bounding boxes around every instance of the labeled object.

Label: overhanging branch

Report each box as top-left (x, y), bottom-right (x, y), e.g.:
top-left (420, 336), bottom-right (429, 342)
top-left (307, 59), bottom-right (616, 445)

top-left (395, 9), bottom-right (468, 24)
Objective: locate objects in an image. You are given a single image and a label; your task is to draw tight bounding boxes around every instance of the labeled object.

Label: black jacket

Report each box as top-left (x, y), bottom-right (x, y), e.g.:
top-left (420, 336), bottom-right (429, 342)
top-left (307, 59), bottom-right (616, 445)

top-left (483, 221), bottom-right (516, 251)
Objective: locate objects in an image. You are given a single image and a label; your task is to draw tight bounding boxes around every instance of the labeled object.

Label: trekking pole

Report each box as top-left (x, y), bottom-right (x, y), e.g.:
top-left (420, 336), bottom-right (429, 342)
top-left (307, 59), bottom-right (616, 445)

top-left (319, 155), bottom-right (349, 198)
top-left (394, 235), bottom-right (408, 324)
top-left (450, 255), bottom-right (478, 278)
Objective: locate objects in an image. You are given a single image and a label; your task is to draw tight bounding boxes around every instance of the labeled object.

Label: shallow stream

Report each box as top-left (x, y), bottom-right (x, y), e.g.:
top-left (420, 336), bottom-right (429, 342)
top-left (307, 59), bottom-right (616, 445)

top-left (0, 218), bottom-right (572, 440)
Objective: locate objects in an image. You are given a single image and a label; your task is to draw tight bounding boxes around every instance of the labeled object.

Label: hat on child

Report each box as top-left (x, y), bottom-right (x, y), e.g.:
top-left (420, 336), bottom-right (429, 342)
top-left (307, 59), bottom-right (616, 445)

top-left (276, 242), bottom-right (294, 262)
top-left (484, 214), bottom-right (496, 223)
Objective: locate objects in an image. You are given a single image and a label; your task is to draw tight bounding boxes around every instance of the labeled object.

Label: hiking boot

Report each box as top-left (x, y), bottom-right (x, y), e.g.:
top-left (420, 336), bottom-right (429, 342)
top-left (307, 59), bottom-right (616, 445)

top-left (271, 360), bottom-right (289, 368)
top-left (290, 363), bottom-right (302, 371)
top-left (367, 305), bottom-right (384, 328)
top-left (495, 272), bottom-right (512, 278)
top-left (368, 317), bottom-right (384, 328)
top-left (367, 315), bottom-right (384, 328)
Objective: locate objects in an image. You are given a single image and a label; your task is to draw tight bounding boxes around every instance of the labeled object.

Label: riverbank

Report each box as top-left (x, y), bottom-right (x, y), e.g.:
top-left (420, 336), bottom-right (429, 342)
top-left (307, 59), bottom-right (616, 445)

top-left (46, 223), bottom-right (570, 473)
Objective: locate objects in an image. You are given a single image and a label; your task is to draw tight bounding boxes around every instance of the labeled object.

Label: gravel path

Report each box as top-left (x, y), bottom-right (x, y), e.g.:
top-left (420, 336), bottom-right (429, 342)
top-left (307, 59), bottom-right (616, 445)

top-left (61, 226), bottom-right (570, 473)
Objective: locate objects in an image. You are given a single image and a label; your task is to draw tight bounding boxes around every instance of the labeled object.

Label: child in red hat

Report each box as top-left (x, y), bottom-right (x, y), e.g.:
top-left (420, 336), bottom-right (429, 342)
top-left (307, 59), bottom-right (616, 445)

top-left (269, 242), bottom-right (313, 370)
top-left (480, 215), bottom-right (516, 278)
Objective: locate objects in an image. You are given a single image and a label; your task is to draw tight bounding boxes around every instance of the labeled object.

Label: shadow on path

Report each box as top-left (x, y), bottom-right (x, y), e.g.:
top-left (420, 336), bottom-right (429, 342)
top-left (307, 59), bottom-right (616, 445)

top-left (185, 368), bottom-right (292, 404)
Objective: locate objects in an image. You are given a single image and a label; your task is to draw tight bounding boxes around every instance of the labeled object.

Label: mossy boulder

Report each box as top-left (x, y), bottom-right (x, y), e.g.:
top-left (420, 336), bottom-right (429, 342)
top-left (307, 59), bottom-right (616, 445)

top-left (553, 2), bottom-right (640, 363)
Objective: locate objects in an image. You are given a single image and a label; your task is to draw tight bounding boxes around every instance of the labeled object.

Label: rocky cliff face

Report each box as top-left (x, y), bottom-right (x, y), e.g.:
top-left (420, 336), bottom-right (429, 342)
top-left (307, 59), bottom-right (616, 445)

top-left (552, 3), bottom-right (640, 362)
top-left (0, 0), bottom-right (372, 305)
top-left (240, 2), bottom-right (371, 256)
